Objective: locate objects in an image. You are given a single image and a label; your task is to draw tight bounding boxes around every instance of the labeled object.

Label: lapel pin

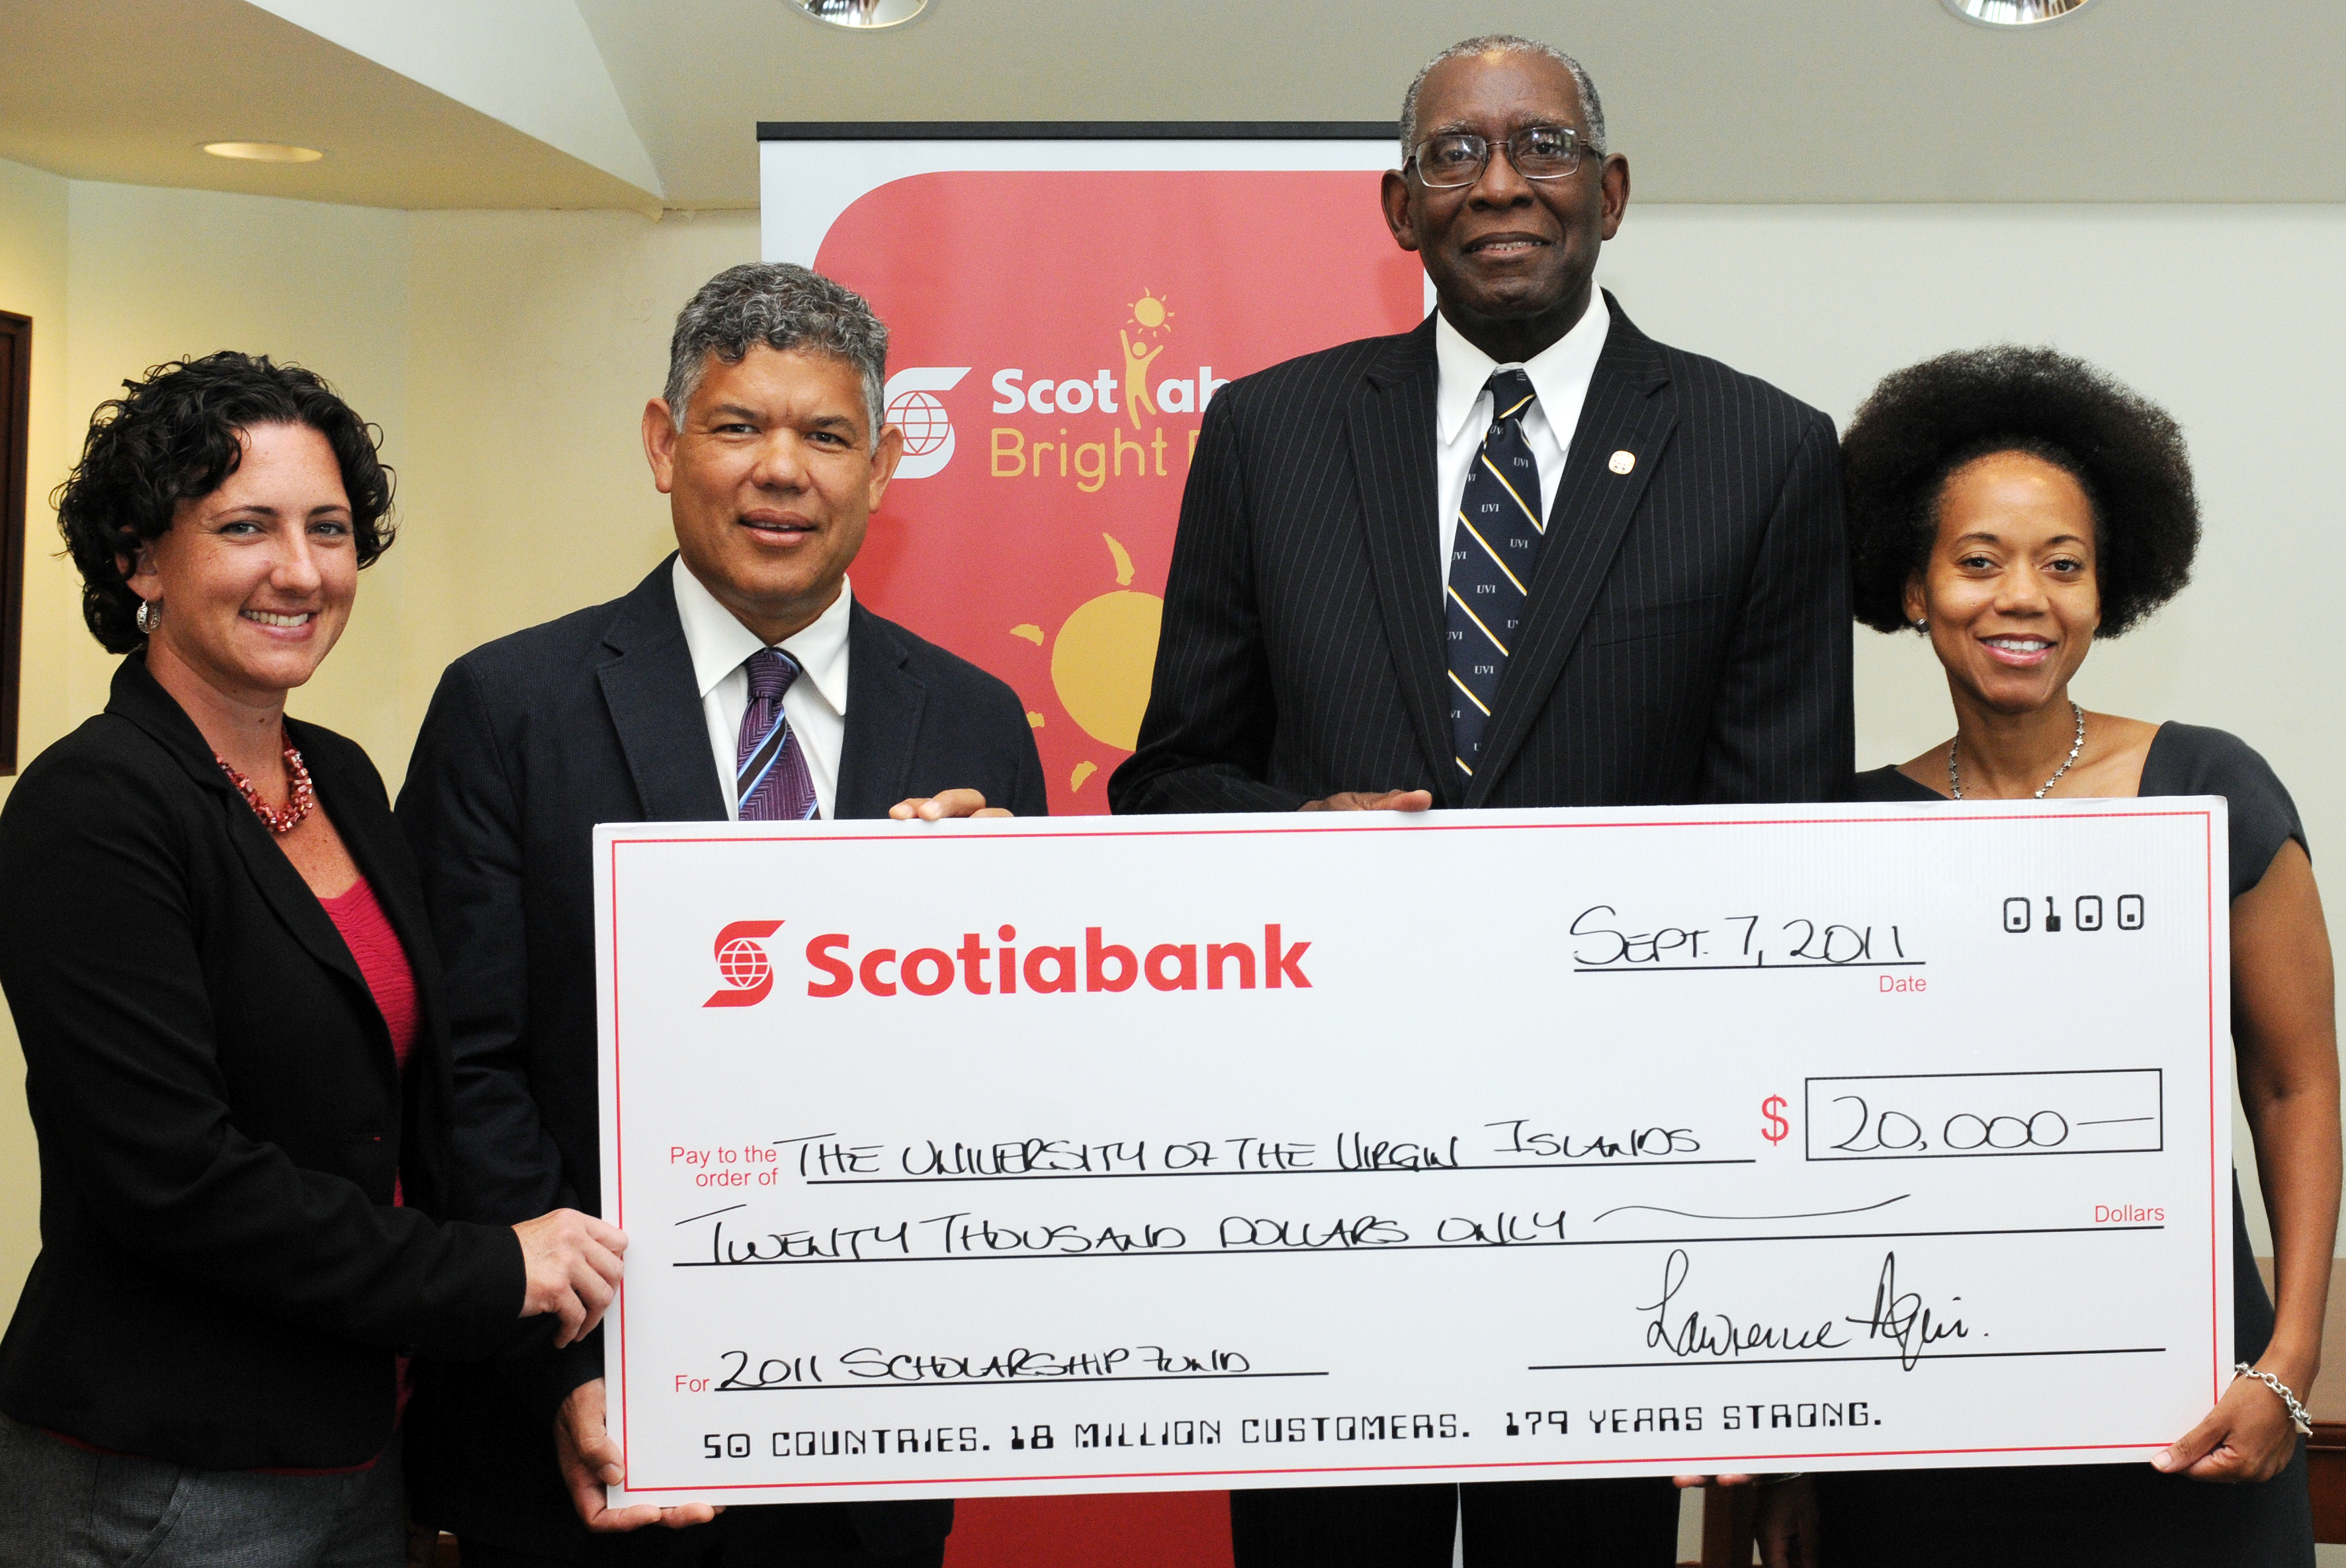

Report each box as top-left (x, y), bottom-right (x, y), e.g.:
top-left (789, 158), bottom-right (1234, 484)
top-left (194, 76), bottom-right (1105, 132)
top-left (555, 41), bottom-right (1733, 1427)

top-left (1608, 450), bottom-right (1636, 475)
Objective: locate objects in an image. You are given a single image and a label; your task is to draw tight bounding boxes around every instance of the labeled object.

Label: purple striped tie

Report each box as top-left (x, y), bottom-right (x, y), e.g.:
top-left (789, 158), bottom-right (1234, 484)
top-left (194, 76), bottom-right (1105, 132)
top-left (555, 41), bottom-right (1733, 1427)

top-left (736, 648), bottom-right (818, 822)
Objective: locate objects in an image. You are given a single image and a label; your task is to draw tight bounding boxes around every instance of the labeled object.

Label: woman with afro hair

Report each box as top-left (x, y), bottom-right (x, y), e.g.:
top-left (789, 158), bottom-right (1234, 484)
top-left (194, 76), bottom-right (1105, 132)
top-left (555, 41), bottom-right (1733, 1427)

top-left (1821, 345), bottom-right (2337, 1565)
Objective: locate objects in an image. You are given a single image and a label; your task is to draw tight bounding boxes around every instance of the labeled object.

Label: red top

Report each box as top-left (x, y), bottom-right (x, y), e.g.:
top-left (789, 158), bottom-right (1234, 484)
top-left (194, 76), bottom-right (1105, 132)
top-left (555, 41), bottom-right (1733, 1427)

top-left (319, 873), bottom-right (421, 1451)
top-left (322, 874), bottom-right (419, 1078)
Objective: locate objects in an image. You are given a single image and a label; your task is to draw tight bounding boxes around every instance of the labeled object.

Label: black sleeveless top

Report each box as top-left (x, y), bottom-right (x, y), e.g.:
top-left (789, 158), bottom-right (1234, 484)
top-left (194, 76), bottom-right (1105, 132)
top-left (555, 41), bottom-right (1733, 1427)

top-left (1853, 720), bottom-right (2305, 1360)
top-left (1823, 724), bottom-right (2315, 1567)
top-left (1851, 721), bottom-right (2306, 902)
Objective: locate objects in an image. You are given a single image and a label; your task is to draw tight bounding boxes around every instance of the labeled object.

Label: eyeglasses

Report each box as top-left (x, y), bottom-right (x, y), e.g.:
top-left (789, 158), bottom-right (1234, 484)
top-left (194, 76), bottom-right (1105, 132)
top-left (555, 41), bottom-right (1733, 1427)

top-left (1409, 126), bottom-right (1589, 189)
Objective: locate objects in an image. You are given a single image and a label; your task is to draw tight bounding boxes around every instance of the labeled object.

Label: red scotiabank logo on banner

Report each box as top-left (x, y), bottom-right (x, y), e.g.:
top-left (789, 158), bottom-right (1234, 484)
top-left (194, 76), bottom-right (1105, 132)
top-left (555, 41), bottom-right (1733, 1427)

top-left (705, 920), bottom-right (785, 1007)
top-left (814, 170), bottom-right (1422, 814)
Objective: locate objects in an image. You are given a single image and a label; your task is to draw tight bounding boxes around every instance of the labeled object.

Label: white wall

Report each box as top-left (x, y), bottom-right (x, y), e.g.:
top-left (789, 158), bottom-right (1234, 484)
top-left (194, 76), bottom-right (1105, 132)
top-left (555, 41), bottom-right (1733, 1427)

top-left (1602, 204), bottom-right (2346, 1250)
top-left (1605, 205), bottom-right (2346, 788)
top-left (394, 206), bottom-right (756, 756)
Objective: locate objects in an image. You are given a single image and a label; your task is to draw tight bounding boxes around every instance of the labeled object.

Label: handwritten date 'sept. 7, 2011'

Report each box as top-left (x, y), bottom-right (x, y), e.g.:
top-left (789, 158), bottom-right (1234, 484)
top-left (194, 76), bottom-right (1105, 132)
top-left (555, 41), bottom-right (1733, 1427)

top-left (1569, 906), bottom-right (1915, 973)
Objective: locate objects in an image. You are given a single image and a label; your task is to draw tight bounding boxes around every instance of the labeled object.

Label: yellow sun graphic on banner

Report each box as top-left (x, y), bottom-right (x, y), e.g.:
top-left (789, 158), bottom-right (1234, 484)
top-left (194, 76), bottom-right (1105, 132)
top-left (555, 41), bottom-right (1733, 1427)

top-left (1127, 287), bottom-right (1174, 337)
top-left (1009, 533), bottom-right (1164, 794)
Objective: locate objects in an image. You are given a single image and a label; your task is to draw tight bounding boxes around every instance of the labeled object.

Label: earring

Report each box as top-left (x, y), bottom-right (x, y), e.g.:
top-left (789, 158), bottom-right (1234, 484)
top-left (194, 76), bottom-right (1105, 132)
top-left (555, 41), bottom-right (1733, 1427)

top-left (135, 599), bottom-right (158, 635)
top-left (1912, 617), bottom-right (1929, 632)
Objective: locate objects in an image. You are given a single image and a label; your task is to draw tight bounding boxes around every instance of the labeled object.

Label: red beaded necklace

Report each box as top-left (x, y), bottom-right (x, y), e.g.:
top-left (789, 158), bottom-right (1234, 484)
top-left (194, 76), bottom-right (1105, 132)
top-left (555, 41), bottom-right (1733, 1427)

top-left (213, 728), bottom-right (317, 835)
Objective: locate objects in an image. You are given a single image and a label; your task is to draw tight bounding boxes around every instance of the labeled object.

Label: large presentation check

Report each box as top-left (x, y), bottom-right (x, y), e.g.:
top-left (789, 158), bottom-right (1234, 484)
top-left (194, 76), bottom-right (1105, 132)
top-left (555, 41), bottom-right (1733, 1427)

top-left (595, 801), bottom-right (2232, 1508)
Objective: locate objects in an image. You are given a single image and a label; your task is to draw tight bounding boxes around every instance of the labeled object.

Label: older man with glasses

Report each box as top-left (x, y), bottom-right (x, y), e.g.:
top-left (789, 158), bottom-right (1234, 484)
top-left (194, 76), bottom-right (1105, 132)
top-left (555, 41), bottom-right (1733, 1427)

top-left (1111, 33), bottom-right (1851, 1568)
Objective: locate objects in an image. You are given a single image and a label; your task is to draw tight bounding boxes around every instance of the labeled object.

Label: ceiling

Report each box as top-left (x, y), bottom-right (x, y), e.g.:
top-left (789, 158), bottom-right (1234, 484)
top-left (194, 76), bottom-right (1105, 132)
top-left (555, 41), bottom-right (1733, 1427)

top-left (0, 0), bottom-right (659, 212)
top-left (5, 0), bottom-right (2343, 212)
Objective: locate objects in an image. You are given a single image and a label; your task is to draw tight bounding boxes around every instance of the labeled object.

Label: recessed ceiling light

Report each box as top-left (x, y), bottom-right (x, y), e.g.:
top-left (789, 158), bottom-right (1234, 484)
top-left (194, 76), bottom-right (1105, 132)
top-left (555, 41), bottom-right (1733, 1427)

top-left (202, 141), bottom-right (325, 163)
top-left (1940, 0), bottom-right (2094, 24)
top-left (788, 0), bottom-right (930, 29)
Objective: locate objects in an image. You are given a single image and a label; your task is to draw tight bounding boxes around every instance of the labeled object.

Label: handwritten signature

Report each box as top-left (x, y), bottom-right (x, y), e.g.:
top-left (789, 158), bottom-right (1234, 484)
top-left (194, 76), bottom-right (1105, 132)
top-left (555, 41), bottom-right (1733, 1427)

top-left (1641, 1249), bottom-right (1848, 1360)
top-left (1640, 1248), bottom-right (1969, 1369)
top-left (1848, 1250), bottom-right (1968, 1369)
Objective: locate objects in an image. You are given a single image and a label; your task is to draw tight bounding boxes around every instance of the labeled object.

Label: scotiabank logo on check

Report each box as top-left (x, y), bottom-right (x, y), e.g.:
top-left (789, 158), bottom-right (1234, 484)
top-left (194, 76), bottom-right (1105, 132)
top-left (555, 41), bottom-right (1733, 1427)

top-left (707, 921), bottom-right (1312, 1004)
top-left (704, 920), bottom-right (786, 1007)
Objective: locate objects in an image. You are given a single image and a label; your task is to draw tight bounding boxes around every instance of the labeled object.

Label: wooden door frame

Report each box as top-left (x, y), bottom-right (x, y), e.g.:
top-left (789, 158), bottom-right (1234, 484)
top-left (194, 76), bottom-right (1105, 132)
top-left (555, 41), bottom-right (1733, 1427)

top-left (0, 310), bottom-right (27, 775)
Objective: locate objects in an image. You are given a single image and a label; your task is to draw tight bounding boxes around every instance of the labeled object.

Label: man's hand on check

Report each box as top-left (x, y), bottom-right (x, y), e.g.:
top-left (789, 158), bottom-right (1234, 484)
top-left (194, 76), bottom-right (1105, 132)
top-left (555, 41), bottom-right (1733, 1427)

top-left (1299, 789), bottom-right (1432, 812)
top-left (889, 789), bottom-right (1011, 820)
top-left (556, 1379), bottom-right (719, 1532)
top-left (511, 1208), bottom-right (625, 1348)
top-left (2153, 1368), bottom-right (2305, 1483)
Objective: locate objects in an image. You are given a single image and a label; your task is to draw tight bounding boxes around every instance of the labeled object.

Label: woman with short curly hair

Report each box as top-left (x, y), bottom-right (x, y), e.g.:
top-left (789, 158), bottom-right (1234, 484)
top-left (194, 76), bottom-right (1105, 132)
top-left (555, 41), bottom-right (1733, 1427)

top-left (1824, 346), bottom-right (2337, 1565)
top-left (0, 353), bottom-right (628, 1566)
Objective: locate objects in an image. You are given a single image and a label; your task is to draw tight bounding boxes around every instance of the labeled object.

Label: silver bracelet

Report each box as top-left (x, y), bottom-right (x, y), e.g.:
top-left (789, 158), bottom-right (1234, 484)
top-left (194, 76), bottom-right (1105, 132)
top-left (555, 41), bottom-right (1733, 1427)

top-left (2233, 1362), bottom-right (2314, 1436)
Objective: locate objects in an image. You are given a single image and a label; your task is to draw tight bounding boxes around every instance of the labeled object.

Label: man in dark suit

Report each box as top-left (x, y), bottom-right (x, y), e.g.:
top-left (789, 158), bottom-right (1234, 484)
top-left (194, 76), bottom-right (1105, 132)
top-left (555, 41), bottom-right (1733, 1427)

top-left (400, 263), bottom-right (1045, 1566)
top-left (1109, 34), bottom-right (1847, 1568)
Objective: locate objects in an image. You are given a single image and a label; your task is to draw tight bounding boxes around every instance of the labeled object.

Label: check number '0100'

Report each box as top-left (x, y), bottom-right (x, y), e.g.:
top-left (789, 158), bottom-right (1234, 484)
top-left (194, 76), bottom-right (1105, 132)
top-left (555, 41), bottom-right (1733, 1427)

top-left (2003, 894), bottom-right (2145, 934)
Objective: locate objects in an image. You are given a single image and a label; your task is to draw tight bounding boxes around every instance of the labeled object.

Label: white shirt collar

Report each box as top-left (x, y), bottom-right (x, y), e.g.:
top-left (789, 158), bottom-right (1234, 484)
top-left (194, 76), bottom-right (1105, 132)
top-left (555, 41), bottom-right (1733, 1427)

top-left (1433, 286), bottom-right (1612, 446)
top-left (671, 555), bottom-right (853, 716)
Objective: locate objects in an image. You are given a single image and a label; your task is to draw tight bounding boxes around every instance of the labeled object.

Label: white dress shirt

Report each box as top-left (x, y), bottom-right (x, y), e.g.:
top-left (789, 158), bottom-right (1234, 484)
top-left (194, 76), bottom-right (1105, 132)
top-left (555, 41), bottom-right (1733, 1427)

top-left (1432, 288), bottom-right (1612, 588)
top-left (672, 556), bottom-right (851, 821)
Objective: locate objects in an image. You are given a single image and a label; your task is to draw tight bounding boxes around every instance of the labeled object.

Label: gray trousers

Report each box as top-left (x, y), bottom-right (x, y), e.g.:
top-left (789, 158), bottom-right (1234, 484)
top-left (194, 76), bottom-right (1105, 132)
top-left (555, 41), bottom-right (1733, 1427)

top-left (0, 1415), bottom-right (406, 1568)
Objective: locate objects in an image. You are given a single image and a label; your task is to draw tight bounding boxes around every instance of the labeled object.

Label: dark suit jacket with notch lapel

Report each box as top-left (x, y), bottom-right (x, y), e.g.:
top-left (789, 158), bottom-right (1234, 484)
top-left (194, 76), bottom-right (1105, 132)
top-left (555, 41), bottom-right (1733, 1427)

top-left (0, 654), bottom-right (525, 1469)
top-left (397, 557), bottom-right (1043, 1556)
top-left (1109, 297), bottom-right (1852, 814)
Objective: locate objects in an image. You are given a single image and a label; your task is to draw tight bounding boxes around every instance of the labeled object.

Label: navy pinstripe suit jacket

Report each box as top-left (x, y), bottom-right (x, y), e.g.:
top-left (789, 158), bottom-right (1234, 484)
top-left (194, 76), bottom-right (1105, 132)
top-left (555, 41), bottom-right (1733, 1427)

top-left (1108, 297), bottom-right (1852, 813)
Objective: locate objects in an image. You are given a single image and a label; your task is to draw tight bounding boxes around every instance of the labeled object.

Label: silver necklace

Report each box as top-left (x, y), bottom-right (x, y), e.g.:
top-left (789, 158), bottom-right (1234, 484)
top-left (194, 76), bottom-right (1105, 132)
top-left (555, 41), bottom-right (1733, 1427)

top-left (1950, 700), bottom-right (2085, 801)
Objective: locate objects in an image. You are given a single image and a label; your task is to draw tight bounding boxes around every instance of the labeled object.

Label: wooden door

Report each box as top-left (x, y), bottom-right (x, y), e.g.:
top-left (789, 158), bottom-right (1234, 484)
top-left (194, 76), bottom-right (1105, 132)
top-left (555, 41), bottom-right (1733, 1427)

top-left (0, 310), bottom-right (26, 774)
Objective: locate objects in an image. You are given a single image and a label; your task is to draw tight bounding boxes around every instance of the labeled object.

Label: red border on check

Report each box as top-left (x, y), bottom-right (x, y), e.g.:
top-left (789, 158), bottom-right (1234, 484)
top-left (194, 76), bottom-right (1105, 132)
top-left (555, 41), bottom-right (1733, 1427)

top-left (605, 807), bottom-right (2224, 1495)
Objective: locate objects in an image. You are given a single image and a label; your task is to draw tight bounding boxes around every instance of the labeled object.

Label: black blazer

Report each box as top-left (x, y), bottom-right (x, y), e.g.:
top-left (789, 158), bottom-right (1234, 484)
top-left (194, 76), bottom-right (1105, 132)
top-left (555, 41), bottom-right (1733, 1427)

top-left (1109, 298), bottom-right (1852, 814)
top-left (396, 559), bottom-right (1043, 1554)
top-left (0, 656), bottom-right (524, 1469)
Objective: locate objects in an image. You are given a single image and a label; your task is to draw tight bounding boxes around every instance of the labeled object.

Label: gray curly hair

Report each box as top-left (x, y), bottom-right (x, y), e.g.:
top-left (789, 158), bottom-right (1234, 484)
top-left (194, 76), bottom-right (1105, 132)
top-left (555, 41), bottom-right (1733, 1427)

top-left (663, 263), bottom-right (889, 446)
top-left (1399, 35), bottom-right (1608, 167)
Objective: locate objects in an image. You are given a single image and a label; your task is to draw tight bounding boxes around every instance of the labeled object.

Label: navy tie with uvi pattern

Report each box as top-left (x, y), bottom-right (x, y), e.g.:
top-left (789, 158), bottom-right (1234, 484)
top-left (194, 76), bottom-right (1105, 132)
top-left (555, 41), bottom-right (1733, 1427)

top-left (1444, 368), bottom-right (1545, 781)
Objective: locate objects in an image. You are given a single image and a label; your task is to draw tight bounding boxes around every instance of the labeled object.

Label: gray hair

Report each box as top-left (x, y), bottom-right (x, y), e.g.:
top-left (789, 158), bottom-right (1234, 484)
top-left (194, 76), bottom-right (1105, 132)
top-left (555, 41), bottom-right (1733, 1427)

top-left (663, 263), bottom-right (889, 445)
top-left (1399, 35), bottom-right (1608, 167)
